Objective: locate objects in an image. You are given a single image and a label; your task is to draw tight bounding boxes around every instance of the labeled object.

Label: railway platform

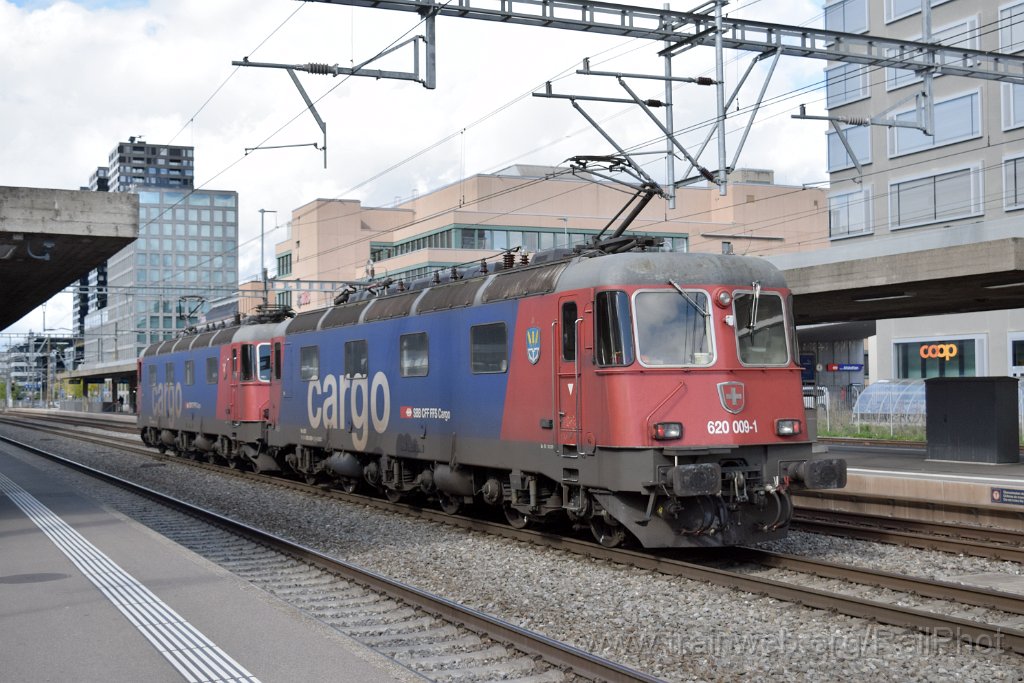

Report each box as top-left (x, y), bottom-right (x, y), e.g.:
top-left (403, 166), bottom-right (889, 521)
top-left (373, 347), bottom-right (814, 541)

top-left (794, 442), bottom-right (1024, 530)
top-left (0, 444), bottom-right (422, 683)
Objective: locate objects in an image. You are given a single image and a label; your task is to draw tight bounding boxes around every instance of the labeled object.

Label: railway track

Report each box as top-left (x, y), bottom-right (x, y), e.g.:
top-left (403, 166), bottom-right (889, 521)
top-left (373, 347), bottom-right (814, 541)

top-left (818, 436), bottom-right (1024, 455)
top-left (792, 509), bottom-right (1024, 564)
top-left (0, 430), bottom-right (658, 683)
top-left (11, 410), bottom-right (1024, 562)
top-left (4, 411), bottom-right (1024, 658)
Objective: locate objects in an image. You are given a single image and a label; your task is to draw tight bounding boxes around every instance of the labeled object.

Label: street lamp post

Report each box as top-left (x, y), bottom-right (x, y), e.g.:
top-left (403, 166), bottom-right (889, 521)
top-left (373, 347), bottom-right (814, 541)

top-left (259, 209), bottom-right (278, 307)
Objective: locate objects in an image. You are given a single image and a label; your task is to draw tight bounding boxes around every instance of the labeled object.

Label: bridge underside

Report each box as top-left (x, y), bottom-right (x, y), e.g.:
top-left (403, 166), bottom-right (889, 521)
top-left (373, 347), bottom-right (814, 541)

top-left (0, 186), bottom-right (138, 331)
top-left (781, 237), bottom-right (1024, 325)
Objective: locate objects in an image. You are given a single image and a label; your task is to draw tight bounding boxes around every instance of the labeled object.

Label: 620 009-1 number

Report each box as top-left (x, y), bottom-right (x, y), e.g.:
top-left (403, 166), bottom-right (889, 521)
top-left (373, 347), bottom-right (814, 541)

top-left (707, 419), bottom-right (758, 435)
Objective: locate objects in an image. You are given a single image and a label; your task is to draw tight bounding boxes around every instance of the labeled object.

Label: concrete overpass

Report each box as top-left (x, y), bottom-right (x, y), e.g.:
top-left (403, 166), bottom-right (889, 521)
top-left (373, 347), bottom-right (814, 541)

top-left (768, 223), bottom-right (1024, 326)
top-left (0, 186), bottom-right (138, 331)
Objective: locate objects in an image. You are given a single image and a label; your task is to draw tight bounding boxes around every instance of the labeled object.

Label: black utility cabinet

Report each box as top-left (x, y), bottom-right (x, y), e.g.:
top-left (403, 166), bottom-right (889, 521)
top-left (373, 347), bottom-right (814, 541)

top-left (926, 377), bottom-right (1021, 464)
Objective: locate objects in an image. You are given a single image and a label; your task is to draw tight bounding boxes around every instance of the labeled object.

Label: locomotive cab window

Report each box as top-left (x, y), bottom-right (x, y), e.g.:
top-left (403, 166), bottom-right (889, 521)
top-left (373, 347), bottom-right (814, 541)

top-left (258, 343), bottom-right (271, 382)
top-left (345, 340), bottom-right (369, 378)
top-left (471, 323), bottom-right (508, 373)
top-left (241, 345), bottom-right (256, 381)
top-left (184, 360), bottom-right (195, 386)
top-left (205, 356), bottom-right (218, 384)
top-left (634, 289), bottom-right (713, 367)
top-left (299, 346), bottom-right (319, 381)
top-left (596, 291), bottom-right (635, 366)
top-left (400, 333), bottom-right (429, 377)
top-left (148, 365), bottom-right (157, 387)
top-left (733, 289), bottom-right (789, 366)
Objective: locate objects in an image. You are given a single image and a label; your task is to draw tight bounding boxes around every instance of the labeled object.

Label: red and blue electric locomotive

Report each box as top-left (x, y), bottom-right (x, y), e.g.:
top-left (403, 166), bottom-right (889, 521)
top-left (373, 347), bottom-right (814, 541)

top-left (138, 247), bottom-right (846, 548)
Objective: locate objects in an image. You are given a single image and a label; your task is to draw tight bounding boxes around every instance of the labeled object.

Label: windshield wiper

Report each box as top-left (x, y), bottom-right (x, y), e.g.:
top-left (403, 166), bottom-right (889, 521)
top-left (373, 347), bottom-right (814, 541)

top-left (749, 280), bottom-right (761, 330)
top-left (668, 280), bottom-right (708, 319)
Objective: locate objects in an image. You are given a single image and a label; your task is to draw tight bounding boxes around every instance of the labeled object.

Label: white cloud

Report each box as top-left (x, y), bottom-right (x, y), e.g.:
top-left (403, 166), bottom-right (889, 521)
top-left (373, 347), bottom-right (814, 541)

top-left (0, 0), bottom-right (829, 337)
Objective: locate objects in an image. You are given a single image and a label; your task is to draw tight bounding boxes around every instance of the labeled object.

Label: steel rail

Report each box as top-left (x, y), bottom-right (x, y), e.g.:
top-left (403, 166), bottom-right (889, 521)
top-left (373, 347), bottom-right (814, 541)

top-left (795, 507), bottom-right (1024, 547)
top-left (0, 430), bottom-right (661, 683)
top-left (793, 515), bottom-right (1024, 565)
top-left (732, 548), bottom-right (1024, 617)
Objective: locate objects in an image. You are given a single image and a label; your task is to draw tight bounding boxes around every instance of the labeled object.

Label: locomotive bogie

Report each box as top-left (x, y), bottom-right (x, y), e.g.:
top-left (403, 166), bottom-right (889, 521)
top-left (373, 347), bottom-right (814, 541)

top-left (137, 251), bottom-right (847, 549)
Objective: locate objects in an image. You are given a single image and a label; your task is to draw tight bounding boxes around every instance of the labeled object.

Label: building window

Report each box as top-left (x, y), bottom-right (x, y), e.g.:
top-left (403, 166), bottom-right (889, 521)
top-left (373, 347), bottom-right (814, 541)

top-left (825, 64), bottom-right (868, 108)
top-left (1001, 2), bottom-right (1024, 54)
top-left (1002, 83), bottom-right (1024, 130)
top-left (895, 338), bottom-right (979, 378)
top-left (886, 18), bottom-right (978, 91)
top-left (1004, 155), bottom-right (1024, 211)
top-left (276, 291), bottom-right (292, 308)
top-left (889, 92), bottom-right (981, 157)
top-left (886, 0), bottom-right (951, 23)
top-left (827, 125), bottom-right (871, 172)
top-left (890, 167), bottom-right (980, 229)
top-left (825, 0), bottom-right (868, 33)
top-left (829, 189), bottom-right (872, 238)
top-left (400, 333), bottom-right (429, 377)
top-left (1011, 334), bottom-right (1024, 377)
top-left (460, 228), bottom-right (489, 249)
top-left (277, 252), bottom-right (292, 277)
top-left (470, 323), bottom-right (508, 374)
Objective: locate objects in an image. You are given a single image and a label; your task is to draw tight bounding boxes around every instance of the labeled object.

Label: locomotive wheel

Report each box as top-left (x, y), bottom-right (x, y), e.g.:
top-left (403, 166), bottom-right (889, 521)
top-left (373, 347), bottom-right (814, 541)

top-left (504, 505), bottom-right (530, 529)
top-left (339, 477), bottom-right (359, 494)
top-left (385, 488), bottom-right (403, 503)
top-left (590, 515), bottom-right (627, 548)
top-left (437, 491), bottom-right (462, 515)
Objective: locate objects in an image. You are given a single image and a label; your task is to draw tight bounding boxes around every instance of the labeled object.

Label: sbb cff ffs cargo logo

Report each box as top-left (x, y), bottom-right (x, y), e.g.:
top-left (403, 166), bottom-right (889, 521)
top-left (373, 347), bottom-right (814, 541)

top-left (919, 343), bottom-right (958, 361)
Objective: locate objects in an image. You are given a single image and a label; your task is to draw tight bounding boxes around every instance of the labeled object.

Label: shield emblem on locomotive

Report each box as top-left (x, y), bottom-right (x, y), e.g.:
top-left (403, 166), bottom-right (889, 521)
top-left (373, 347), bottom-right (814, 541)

top-left (717, 381), bottom-right (745, 414)
top-left (526, 327), bottom-right (541, 365)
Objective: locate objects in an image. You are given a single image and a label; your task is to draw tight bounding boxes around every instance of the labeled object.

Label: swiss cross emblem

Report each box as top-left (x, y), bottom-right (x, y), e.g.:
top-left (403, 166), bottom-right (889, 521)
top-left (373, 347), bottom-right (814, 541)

top-left (717, 382), bottom-right (745, 414)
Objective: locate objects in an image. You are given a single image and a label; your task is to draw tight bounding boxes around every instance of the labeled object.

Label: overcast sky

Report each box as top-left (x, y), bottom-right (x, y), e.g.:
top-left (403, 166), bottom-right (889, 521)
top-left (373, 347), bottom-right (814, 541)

top-left (0, 0), bottom-right (829, 340)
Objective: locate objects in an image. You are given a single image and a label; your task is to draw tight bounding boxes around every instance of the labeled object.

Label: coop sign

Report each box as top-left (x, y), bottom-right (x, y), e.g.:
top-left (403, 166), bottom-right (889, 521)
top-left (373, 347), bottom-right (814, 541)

top-left (919, 343), bottom-right (958, 361)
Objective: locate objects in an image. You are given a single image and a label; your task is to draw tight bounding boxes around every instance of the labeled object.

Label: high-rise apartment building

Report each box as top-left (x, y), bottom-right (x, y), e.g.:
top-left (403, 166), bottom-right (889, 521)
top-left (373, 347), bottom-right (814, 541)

top-left (78, 139), bottom-right (239, 366)
top-left (822, 0), bottom-right (1024, 380)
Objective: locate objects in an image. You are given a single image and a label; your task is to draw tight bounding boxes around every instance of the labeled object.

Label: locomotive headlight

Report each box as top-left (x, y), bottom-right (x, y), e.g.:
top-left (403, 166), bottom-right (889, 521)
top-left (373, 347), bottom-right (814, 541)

top-left (714, 289), bottom-right (732, 308)
top-left (775, 419), bottom-right (802, 436)
top-left (653, 422), bottom-right (683, 440)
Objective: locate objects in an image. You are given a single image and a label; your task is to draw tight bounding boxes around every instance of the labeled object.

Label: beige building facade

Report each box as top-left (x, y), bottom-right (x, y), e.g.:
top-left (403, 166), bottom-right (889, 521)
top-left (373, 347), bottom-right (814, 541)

top-left (824, 0), bottom-right (1024, 381)
top-left (270, 166), bottom-right (827, 314)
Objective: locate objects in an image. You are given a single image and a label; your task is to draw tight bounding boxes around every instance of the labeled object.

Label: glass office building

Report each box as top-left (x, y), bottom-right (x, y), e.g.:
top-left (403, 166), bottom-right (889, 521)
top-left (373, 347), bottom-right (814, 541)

top-left (79, 140), bottom-right (239, 365)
